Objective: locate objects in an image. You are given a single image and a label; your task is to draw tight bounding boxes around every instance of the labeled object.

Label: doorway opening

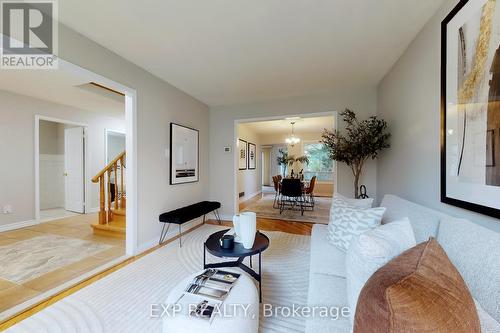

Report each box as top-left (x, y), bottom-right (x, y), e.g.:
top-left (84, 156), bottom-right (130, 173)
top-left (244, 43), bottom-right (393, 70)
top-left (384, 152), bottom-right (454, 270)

top-left (38, 118), bottom-right (87, 222)
top-left (0, 57), bottom-right (137, 321)
top-left (234, 112), bottom-right (337, 225)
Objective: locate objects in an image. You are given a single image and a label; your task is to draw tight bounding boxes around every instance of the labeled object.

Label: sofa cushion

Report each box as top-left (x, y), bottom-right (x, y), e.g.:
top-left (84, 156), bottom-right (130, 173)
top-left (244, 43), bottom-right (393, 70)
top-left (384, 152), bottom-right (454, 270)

top-left (437, 217), bottom-right (500, 323)
top-left (310, 224), bottom-right (347, 277)
top-left (327, 195), bottom-right (374, 243)
top-left (332, 193), bottom-right (373, 210)
top-left (380, 195), bottom-right (449, 243)
top-left (328, 203), bottom-right (385, 252)
top-left (346, 218), bottom-right (416, 322)
top-left (305, 273), bottom-right (351, 333)
top-left (474, 299), bottom-right (500, 333)
top-left (354, 238), bottom-right (480, 333)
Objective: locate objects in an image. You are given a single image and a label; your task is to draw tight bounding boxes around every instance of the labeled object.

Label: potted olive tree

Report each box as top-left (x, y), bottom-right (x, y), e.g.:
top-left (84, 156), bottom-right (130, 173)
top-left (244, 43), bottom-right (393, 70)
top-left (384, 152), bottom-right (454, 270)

top-left (321, 109), bottom-right (390, 198)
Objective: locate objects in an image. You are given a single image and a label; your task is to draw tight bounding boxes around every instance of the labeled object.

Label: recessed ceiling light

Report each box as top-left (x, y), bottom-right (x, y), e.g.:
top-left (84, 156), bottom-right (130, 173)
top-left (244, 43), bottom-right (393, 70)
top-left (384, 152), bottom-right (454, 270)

top-left (285, 116), bottom-right (301, 120)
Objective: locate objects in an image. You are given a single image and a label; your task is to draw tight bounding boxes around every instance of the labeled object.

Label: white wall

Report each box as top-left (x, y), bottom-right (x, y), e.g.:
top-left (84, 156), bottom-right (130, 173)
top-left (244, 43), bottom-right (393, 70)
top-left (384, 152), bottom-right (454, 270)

top-left (39, 120), bottom-right (64, 155)
top-left (107, 132), bottom-right (126, 163)
top-left (209, 88), bottom-right (378, 218)
top-left (377, 0), bottom-right (500, 232)
top-left (237, 124), bottom-right (261, 201)
top-left (0, 90), bottom-right (125, 224)
top-left (56, 24), bottom-right (210, 247)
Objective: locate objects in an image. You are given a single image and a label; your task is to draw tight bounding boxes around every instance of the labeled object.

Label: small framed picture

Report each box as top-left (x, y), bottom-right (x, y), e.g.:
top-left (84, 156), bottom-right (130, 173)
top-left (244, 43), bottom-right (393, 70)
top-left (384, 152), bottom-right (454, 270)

top-left (238, 139), bottom-right (247, 170)
top-left (248, 142), bottom-right (256, 170)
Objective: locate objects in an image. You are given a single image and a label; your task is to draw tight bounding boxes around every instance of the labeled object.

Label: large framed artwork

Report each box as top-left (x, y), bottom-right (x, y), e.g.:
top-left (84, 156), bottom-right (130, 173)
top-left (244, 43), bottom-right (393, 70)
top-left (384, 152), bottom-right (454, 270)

top-left (238, 139), bottom-right (247, 170)
top-left (170, 123), bottom-right (199, 185)
top-left (248, 142), bottom-right (256, 170)
top-left (441, 0), bottom-right (500, 218)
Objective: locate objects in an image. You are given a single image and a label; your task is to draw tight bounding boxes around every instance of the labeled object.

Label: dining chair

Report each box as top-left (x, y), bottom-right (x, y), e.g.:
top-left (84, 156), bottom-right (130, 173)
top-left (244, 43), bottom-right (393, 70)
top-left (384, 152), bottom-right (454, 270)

top-left (304, 176), bottom-right (317, 210)
top-left (279, 178), bottom-right (305, 215)
top-left (272, 176), bottom-right (281, 208)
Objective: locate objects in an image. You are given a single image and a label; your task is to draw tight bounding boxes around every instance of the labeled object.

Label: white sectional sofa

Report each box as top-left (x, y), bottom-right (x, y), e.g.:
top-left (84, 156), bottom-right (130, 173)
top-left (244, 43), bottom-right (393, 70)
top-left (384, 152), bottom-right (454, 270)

top-left (306, 194), bottom-right (500, 333)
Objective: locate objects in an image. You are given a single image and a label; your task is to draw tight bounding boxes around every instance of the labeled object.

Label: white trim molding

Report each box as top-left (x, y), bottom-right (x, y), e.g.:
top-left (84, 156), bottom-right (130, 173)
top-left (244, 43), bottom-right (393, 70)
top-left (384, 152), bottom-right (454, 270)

top-left (0, 220), bottom-right (38, 233)
top-left (238, 190), bottom-right (262, 203)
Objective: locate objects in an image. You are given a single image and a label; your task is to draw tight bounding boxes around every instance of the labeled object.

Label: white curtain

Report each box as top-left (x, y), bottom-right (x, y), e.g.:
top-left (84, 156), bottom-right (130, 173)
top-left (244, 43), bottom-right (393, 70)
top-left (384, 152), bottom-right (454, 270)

top-left (269, 145), bottom-right (287, 181)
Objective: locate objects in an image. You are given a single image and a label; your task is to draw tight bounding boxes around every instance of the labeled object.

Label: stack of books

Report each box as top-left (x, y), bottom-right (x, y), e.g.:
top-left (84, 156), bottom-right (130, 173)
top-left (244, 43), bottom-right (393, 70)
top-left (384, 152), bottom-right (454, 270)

top-left (175, 269), bottom-right (240, 323)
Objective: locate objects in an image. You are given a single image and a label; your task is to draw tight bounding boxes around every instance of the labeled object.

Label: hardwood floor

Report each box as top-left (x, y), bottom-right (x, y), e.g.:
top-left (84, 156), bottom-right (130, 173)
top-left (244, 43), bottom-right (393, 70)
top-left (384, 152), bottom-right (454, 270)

top-left (0, 213), bottom-right (125, 318)
top-left (0, 220), bottom-right (204, 331)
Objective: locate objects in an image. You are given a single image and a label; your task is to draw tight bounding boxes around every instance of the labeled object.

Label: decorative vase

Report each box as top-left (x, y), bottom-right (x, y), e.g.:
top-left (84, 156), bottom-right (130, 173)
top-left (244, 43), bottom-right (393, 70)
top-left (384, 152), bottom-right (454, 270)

top-left (232, 214), bottom-right (242, 242)
top-left (239, 212), bottom-right (257, 249)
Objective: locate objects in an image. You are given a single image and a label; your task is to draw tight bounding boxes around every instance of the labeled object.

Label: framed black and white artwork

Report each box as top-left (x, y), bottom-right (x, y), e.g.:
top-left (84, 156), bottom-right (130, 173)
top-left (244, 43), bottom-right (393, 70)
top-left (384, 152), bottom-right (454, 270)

top-left (170, 123), bottom-right (199, 185)
top-left (441, 0), bottom-right (500, 218)
top-left (248, 142), bottom-right (256, 170)
top-left (238, 139), bottom-right (247, 170)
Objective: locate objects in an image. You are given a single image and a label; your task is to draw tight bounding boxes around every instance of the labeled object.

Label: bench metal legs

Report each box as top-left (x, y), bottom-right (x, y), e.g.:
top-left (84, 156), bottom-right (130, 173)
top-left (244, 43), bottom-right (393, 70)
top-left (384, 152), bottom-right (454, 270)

top-left (158, 223), bottom-right (183, 247)
top-left (159, 208), bottom-right (222, 247)
top-left (178, 224), bottom-right (182, 247)
top-left (159, 223), bottom-right (171, 245)
top-left (213, 209), bottom-right (222, 224)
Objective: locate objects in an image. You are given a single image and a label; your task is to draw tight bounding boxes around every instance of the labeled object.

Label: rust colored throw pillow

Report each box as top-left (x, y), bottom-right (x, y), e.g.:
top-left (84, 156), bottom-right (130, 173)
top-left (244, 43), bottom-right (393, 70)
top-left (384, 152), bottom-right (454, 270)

top-left (354, 238), bottom-right (480, 333)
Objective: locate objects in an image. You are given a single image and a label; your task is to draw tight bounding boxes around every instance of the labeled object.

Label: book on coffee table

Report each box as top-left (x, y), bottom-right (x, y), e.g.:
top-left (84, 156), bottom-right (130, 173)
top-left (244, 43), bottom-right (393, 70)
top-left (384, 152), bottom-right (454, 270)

top-left (175, 269), bottom-right (241, 324)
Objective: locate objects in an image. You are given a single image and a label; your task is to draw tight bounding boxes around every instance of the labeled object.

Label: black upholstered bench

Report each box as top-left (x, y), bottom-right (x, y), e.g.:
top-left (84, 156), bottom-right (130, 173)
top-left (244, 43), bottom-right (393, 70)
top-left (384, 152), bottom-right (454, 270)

top-left (158, 201), bottom-right (221, 246)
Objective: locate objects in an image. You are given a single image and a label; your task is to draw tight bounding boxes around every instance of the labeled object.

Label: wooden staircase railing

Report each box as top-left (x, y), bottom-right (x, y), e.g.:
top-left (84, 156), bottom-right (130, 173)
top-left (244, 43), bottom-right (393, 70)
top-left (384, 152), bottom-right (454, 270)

top-left (92, 151), bottom-right (126, 224)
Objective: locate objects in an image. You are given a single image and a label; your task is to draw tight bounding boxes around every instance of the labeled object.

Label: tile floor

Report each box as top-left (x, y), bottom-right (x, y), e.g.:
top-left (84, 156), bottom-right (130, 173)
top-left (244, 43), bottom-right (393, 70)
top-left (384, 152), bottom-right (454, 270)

top-left (0, 213), bottom-right (125, 314)
top-left (39, 208), bottom-right (79, 223)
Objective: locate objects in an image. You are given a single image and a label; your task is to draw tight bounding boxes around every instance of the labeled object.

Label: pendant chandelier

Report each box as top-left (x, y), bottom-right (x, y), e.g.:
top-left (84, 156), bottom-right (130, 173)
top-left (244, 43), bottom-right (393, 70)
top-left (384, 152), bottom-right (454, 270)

top-left (285, 121), bottom-right (300, 147)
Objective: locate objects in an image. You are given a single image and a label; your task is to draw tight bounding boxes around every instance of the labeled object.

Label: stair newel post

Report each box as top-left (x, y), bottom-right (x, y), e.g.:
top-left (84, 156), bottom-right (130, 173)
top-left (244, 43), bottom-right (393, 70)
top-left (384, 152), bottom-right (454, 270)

top-left (99, 176), bottom-right (106, 224)
top-left (107, 169), bottom-right (112, 223)
top-left (114, 163), bottom-right (119, 210)
top-left (120, 156), bottom-right (125, 208)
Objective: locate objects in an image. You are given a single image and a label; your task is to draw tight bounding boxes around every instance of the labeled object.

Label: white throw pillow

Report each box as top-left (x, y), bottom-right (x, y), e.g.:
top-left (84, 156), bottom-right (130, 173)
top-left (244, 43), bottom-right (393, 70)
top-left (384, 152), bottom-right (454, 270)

top-left (327, 203), bottom-right (386, 252)
top-left (333, 193), bottom-right (374, 209)
top-left (345, 218), bottom-right (416, 322)
top-left (327, 194), bottom-right (374, 240)
top-left (475, 299), bottom-right (500, 333)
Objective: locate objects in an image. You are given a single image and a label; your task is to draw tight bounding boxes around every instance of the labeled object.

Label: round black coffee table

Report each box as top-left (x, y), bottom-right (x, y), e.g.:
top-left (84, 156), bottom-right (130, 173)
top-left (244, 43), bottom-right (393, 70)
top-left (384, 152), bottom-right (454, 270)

top-left (204, 229), bottom-right (269, 302)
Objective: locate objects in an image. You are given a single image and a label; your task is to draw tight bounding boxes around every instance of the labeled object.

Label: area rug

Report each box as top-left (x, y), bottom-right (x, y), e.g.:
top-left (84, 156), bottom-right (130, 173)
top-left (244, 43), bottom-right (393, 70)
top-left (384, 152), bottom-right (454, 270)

top-left (242, 193), bottom-right (331, 224)
top-left (0, 235), bottom-right (112, 284)
top-left (6, 224), bottom-right (311, 333)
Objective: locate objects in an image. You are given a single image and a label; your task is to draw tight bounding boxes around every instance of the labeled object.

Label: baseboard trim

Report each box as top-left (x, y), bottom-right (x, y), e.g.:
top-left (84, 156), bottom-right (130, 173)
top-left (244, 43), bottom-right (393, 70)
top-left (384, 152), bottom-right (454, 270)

top-left (0, 220), bottom-right (38, 233)
top-left (238, 190), bottom-right (262, 203)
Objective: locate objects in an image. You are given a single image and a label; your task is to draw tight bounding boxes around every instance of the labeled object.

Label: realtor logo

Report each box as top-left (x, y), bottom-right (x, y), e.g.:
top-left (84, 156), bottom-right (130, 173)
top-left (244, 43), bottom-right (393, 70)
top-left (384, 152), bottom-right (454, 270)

top-left (1, 0), bottom-right (58, 69)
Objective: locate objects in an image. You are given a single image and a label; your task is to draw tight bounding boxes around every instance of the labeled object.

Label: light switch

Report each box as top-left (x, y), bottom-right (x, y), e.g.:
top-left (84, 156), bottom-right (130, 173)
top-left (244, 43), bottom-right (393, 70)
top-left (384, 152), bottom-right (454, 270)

top-left (3, 205), bottom-right (12, 214)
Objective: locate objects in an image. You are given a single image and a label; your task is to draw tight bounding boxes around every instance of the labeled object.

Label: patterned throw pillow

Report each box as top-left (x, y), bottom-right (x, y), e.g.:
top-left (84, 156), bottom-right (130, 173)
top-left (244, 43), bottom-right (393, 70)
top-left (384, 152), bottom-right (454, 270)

top-left (327, 202), bottom-right (386, 252)
top-left (327, 196), bottom-right (354, 237)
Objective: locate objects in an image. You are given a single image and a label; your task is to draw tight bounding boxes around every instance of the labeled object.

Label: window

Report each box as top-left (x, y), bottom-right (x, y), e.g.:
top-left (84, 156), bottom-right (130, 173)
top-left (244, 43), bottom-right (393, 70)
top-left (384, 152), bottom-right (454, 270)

top-left (303, 142), bottom-right (333, 181)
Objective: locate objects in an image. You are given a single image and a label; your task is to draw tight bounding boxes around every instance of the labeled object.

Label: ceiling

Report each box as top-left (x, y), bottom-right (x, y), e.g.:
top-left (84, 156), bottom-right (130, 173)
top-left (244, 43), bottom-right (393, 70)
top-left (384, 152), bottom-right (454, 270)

top-left (0, 69), bottom-right (125, 117)
top-left (243, 116), bottom-right (334, 136)
top-left (57, 0), bottom-right (445, 106)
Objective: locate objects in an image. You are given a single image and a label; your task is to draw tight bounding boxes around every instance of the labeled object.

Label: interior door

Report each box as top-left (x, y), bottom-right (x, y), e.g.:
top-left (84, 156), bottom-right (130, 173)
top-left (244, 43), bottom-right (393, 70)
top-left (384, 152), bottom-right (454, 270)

top-left (64, 126), bottom-right (85, 213)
